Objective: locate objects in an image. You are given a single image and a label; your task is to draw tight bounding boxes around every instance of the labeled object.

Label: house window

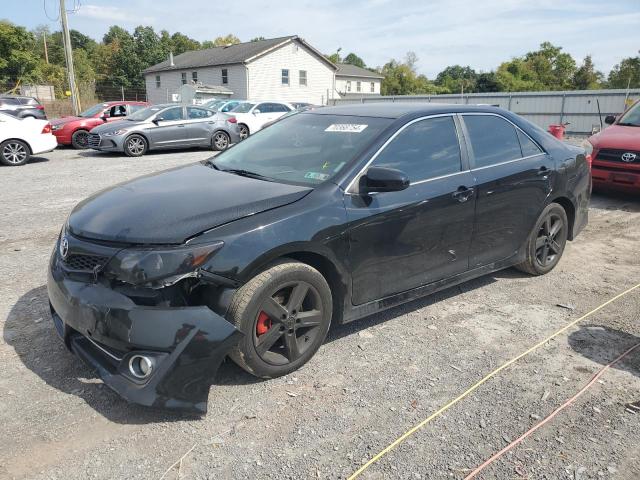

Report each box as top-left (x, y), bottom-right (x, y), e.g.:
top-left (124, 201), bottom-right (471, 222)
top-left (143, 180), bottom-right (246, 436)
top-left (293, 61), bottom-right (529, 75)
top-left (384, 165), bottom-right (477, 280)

top-left (299, 70), bottom-right (307, 86)
top-left (371, 82), bottom-right (375, 93)
top-left (282, 69), bottom-right (289, 85)
top-left (356, 81), bottom-right (361, 92)
top-left (192, 71), bottom-right (198, 83)
top-left (221, 69), bottom-right (228, 84)
top-left (181, 72), bottom-right (187, 85)
top-left (346, 81), bottom-right (351, 92)
top-left (155, 75), bottom-right (161, 88)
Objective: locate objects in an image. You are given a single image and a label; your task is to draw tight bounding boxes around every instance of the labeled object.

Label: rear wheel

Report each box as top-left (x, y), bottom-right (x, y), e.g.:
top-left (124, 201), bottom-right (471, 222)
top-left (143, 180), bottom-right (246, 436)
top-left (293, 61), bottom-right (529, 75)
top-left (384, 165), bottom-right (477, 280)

top-left (212, 131), bottom-right (230, 151)
top-left (0, 139), bottom-right (30, 166)
top-left (515, 203), bottom-right (568, 275)
top-left (228, 261), bottom-right (332, 378)
top-left (123, 134), bottom-right (147, 157)
top-left (238, 124), bottom-right (249, 140)
top-left (71, 129), bottom-right (89, 149)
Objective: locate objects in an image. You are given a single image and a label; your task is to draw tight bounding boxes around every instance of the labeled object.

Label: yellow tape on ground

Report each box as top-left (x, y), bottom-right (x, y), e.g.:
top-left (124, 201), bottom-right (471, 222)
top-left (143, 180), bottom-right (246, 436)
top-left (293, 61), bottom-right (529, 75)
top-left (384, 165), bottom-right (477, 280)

top-left (347, 282), bottom-right (640, 480)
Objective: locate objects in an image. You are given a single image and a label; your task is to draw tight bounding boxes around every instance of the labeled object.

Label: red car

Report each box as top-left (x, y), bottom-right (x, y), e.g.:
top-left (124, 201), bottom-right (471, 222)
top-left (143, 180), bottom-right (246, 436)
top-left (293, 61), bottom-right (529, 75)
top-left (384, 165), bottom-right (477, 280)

top-left (50, 101), bottom-right (149, 149)
top-left (587, 100), bottom-right (640, 193)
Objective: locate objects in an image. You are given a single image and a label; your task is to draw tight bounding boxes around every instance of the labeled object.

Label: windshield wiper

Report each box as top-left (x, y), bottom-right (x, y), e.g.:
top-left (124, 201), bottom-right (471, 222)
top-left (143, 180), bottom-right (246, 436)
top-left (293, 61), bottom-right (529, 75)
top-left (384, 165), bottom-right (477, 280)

top-left (221, 168), bottom-right (272, 181)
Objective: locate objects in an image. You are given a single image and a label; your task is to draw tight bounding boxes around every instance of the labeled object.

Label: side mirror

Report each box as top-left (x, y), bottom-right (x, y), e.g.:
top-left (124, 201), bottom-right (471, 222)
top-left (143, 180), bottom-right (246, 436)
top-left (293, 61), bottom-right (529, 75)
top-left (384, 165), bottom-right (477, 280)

top-left (604, 115), bottom-right (616, 125)
top-left (359, 166), bottom-right (410, 195)
top-left (253, 109), bottom-right (261, 115)
top-left (152, 117), bottom-right (164, 125)
top-left (100, 115), bottom-right (108, 121)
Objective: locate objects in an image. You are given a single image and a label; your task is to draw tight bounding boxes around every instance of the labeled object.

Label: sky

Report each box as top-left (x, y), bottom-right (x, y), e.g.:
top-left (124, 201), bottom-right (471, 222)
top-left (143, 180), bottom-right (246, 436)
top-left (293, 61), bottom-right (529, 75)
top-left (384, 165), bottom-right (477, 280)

top-left (4, 0), bottom-right (640, 78)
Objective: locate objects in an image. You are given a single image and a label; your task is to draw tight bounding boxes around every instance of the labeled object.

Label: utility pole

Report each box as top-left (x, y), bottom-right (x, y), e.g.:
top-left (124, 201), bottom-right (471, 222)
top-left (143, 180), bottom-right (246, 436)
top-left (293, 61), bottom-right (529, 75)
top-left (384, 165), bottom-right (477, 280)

top-left (60, 0), bottom-right (80, 114)
top-left (43, 31), bottom-right (49, 64)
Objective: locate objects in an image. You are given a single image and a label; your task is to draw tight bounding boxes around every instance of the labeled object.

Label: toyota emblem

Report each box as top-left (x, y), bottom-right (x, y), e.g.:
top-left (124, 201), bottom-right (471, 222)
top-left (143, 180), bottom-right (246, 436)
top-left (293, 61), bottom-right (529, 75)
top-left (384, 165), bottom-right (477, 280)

top-left (621, 152), bottom-right (637, 163)
top-left (59, 236), bottom-right (69, 259)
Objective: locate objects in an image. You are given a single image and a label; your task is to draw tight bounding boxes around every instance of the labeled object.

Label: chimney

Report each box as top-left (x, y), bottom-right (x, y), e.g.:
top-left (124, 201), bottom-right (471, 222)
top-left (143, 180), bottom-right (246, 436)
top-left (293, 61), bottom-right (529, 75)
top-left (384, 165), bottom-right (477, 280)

top-left (169, 51), bottom-right (174, 66)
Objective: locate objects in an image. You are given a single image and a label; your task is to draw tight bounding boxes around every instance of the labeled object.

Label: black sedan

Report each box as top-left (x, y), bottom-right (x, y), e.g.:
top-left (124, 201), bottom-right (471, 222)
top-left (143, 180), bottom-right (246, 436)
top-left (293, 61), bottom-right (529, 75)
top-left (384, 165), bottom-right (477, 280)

top-left (47, 104), bottom-right (590, 413)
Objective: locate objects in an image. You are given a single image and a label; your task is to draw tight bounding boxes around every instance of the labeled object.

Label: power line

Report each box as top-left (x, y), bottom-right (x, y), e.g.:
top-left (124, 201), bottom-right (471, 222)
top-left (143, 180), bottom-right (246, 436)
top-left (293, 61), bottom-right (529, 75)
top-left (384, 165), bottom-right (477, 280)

top-left (43, 0), bottom-right (60, 21)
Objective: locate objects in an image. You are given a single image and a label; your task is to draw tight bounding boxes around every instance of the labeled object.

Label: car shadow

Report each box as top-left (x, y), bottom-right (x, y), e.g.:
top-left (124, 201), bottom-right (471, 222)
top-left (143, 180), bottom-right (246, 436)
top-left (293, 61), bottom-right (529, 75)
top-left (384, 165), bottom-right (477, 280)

top-left (567, 325), bottom-right (640, 379)
top-left (77, 147), bottom-right (214, 158)
top-left (591, 191), bottom-right (640, 212)
top-left (4, 272), bottom-right (502, 422)
top-left (0, 156), bottom-right (49, 167)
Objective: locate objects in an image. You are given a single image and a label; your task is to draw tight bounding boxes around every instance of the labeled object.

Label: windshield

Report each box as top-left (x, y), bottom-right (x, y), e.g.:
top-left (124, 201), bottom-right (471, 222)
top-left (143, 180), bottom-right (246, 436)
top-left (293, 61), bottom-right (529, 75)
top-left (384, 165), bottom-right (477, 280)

top-left (211, 113), bottom-right (392, 186)
top-left (231, 102), bottom-right (256, 113)
top-left (618, 101), bottom-right (640, 126)
top-left (127, 105), bottom-right (166, 121)
top-left (79, 103), bottom-right (107, 118)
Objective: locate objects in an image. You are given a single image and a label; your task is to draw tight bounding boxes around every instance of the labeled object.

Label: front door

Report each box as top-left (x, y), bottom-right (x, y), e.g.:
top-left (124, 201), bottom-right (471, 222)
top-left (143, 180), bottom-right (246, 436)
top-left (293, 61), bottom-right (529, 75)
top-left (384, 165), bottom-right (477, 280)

top-left (147, 106), bottom-right (187, 147)
top-left (461, 113), bottom-right (553, 268)
top-left (346, 115), bottom-right (476, 305)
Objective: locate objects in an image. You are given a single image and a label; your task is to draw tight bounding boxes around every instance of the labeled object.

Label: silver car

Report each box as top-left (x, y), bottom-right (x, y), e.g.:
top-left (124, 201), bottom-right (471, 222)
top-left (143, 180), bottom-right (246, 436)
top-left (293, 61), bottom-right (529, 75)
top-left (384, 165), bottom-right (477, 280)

top-left (88, 104), bottom-right (241, 157)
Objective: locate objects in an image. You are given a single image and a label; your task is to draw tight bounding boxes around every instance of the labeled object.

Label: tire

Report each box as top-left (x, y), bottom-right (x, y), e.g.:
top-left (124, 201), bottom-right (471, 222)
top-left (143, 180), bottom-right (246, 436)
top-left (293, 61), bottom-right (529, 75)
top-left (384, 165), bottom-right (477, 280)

top-left (71, 129), bottom-right (90, 149)
top-left (238, 124), bottom-right (249, 140)
top-left (228, 260), bottom-right (333, 378)
top-left (123, 134), bottom-right (147, 157)
top-left (0, 139), bottom-right (30, 166)
top-left (212, 131), bottom-right (230, 151)
top-left (515, 203), bottom-right (568, 276)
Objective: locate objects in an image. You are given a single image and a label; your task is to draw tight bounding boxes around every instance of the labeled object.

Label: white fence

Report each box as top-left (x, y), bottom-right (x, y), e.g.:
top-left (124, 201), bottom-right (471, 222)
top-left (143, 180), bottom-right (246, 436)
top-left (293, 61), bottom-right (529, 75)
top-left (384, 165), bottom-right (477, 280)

top-left (331, 89), bottom-right (640, 135)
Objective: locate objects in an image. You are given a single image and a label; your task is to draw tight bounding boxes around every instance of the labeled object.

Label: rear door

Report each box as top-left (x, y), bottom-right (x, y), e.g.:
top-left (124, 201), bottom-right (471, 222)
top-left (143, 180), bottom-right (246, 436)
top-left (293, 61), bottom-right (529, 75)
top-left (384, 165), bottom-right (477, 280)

top-left (184, 106), bottom-right (216, 146)
top-left (147, 106), bottom-right (187, 148)
top-left (461, 113), bottom-right (551, 268)
top-left (346, 115), bottom-right (476, 305)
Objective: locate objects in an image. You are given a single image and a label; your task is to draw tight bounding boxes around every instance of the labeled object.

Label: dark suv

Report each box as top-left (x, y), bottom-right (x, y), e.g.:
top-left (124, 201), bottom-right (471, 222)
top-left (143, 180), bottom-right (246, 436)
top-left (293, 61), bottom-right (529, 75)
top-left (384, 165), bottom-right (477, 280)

top-left (0, 95), bottom-right (47, 119)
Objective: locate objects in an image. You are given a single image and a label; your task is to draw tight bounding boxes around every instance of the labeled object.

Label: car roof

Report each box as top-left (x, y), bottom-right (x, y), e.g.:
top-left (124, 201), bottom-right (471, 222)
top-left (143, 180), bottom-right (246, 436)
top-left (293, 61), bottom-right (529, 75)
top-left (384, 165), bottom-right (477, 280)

top-left (102, 101), bottom-right (148, 106)
top-left (311, 102), bottom-right (508, 119)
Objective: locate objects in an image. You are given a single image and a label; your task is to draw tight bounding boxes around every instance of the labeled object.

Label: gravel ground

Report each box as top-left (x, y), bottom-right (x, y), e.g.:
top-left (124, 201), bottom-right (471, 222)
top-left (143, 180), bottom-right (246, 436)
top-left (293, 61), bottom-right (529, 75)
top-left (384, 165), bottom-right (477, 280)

top-left (0, 146), bottom-right (639, 480)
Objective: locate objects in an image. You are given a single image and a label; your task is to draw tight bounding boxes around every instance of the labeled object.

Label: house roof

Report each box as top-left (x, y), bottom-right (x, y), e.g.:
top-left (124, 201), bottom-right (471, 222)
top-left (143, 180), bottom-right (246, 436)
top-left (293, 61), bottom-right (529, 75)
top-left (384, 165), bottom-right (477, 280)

top-left (335, 63), bottom-right (384, 79)
top-left (143, 35), bottom-right (337, 74)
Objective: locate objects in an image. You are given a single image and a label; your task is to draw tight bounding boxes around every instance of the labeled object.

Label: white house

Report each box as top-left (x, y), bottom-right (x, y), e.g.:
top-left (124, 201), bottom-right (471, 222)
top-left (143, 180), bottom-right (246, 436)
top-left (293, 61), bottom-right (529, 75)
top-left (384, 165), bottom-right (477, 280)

top-left (335, 63), bottom-right (384, 98)
top-left (143, 36), bottom-right (339, 105)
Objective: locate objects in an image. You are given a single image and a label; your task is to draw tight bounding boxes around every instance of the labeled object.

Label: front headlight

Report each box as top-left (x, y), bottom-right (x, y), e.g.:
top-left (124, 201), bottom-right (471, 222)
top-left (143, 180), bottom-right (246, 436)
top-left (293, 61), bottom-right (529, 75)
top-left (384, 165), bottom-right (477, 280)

top-left (103, 129), bottom-right (128, 137)
top-left (582, 139), bottom-right (594, 156)
top-left (105, 241), bottom-right (224, 287)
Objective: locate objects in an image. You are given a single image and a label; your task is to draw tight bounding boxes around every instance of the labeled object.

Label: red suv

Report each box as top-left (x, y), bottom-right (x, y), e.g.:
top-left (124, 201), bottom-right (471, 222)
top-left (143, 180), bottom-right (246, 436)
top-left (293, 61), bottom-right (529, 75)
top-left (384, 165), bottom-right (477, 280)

top-left (587, 100), bottom-right (640, 193)
top-left (50, 101), bottom-right (149, 149)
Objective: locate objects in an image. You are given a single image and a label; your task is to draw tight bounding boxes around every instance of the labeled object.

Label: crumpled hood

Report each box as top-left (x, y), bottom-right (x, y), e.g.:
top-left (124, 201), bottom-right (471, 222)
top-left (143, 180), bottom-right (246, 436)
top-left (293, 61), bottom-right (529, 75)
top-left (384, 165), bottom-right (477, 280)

top-left (590, 125), bottom-right (640, 151)
top-left (68, 163), bottom-right (312, 244)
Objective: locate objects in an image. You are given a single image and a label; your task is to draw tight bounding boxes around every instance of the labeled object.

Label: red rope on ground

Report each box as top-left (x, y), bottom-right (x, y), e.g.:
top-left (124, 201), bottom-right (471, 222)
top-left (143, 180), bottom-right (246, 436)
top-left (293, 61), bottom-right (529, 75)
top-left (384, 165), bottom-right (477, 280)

top-left (464, 342), bottom-right (640, 479)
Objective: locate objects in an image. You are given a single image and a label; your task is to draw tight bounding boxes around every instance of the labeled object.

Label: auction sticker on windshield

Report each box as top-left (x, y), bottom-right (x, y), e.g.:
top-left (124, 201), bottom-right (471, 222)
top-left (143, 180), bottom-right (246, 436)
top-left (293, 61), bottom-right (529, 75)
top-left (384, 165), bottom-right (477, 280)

top-left (325, 124), bottom-right (368, 133)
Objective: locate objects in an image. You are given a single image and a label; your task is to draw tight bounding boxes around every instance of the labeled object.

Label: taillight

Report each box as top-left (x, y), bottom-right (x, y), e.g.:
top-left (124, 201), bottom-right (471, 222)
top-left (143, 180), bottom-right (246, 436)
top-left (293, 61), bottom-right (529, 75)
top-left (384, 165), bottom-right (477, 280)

top-left (41, 123), bottom-right (52, 134)
top-left (36, 105), bottom-right (45, 110)
top-left (227, 116), bottom-right (237, 124)
top-left (586, 154), bottom-right (592, 170)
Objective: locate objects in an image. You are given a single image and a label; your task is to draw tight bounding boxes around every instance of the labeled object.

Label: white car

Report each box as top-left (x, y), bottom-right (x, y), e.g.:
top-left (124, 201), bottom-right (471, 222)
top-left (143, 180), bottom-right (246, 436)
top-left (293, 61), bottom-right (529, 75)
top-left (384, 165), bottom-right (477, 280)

top-left (229, 101), bottom-right (294, 139)
top-left (0, 112), bottom-right (57, 166)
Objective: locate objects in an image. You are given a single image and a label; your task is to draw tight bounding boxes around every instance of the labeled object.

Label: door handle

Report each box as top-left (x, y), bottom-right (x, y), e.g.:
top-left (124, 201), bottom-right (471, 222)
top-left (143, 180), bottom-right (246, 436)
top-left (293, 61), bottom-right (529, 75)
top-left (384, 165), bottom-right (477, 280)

top-left (452, 186), bottom-right (474, 203)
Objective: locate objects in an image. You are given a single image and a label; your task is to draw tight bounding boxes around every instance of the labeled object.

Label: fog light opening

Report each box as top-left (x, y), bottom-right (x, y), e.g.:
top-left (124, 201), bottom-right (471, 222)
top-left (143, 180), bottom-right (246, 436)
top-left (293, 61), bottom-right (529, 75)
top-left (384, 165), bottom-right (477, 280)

top-left (129, 355), bottom-right (154, 379)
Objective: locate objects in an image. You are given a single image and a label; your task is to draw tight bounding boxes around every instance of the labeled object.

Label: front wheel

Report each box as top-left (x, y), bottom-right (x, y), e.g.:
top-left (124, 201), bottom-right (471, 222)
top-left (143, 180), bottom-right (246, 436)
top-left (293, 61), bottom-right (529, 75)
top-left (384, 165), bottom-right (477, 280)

top-left (123, 134), bottom-right (147, 157)
top-left (228, 261), bottom-right (333, 378)
top-left (71, 129), bottom-right (89, 149)
top-left (515, 203), bottom-right (568, 275)
top-left (0, 139), bottom-right (30, 166)
top-left (212, 131), bottom-right (230, 151)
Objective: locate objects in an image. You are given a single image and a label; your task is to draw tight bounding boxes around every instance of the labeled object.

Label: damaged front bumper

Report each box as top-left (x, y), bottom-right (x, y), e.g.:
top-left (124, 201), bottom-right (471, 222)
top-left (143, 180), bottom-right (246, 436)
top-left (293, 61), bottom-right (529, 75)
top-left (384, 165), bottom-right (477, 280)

top-left (47, 257), bottom-right (243, 414)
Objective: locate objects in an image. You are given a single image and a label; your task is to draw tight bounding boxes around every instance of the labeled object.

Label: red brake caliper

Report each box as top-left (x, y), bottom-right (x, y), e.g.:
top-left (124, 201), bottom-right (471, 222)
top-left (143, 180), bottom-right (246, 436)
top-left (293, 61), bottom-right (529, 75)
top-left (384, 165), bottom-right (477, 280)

top-left (256, 311), bottom-right (272, 336)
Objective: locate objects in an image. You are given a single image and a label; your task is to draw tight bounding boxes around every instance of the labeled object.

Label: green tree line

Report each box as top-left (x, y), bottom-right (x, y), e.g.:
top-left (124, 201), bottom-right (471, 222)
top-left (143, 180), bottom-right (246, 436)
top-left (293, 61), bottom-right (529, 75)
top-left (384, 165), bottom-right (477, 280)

top-left (1, 19), bottom-right (638, 97)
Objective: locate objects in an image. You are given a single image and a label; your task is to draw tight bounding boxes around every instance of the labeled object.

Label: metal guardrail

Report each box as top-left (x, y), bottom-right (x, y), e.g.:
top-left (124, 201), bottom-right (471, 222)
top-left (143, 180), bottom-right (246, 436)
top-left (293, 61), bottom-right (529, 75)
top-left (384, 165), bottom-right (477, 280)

top-left (330, 89), bottom-right (640, 135)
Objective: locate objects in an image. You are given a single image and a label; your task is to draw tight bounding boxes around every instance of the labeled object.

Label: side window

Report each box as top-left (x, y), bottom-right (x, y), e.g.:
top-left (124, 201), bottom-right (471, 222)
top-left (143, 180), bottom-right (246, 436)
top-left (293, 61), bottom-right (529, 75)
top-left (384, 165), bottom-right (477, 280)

top-left (256, 103), bottom-right (270, 113)
top-left (187, 107), bottom-right (212, 119)
top-left (221, 69), bottom-right (228, 84)
top-left (517, 130), bottom-right (543, 157)
top-left (371, 116), bottom-right (462, 182)
top-left (181, 72), bottom-right (187, 85)
top-left (221, 101), bottom-right (237, 112)
top-left (271, 103), bottom-right (289, 113)
top-left (281, 69), bottom-right (289, 85)
top-left (159, 107), bottom-right (184, 121)
top-left (129, 104), bottom-right (145, 114)
top-left (109, 105), bottom-right (127, 117)
top-left (464, 115), bottom-right (522, 168)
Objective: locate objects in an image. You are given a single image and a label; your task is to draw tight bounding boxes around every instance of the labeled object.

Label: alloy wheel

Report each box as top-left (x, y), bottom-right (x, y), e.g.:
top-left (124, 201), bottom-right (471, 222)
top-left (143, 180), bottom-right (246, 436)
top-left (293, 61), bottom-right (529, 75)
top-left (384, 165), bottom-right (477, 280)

top-left (2, 142), bottom-right (27, 165)
top-left (535, 213), bottom-right (564, 267)
top-left (127, 137), bottom-right (145, 155)
top-left (238, 125), bottom-right (249, 140)
top-left (253, 281), bottom-right (323, 366)
top-left (74, 131), bottom-right (89, 148)
top-left (214, 132), bottom-right (229, 150)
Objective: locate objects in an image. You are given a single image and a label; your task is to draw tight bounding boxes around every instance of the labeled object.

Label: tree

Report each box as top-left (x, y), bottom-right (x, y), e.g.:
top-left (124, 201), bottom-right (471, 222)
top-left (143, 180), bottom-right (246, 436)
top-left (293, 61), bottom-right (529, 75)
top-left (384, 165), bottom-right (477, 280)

top-left (435, 65), bottom-right (477, 93)
top-left (495, 57), bottom-right (541, 91)
top-left (523, 42), bottom-right (577, 90)
top-left (326, 48), bottom-right (342, 64)
top-left (0, 21), bottom-right (40, 83)
top-left (171, 32), bottom-right (200, 54)
top-left (343, 52), bottom-right (365, 68)
top-left (211, 34), bottom-right (241, 47)
top-left (250, 36), bottom-right (266, 42)
top-left (573, 55), bottom-right (603, 90)
top-left (476, 72), bottom-right (500, 92)
top-left (607, 53), bottom-right (640, 89)
top-left (380, 52), bottom-right (445, 95)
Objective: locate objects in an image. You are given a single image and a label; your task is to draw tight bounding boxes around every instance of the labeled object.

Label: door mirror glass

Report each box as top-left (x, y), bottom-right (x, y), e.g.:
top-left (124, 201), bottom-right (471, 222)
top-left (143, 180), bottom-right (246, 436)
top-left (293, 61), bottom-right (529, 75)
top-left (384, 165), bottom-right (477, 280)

top-left (604, 115), bottom-right (616, 125)
top-left (360, 166), bottom-right (409, 194)
top-left (253, 109), bottom-right (261, 115)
